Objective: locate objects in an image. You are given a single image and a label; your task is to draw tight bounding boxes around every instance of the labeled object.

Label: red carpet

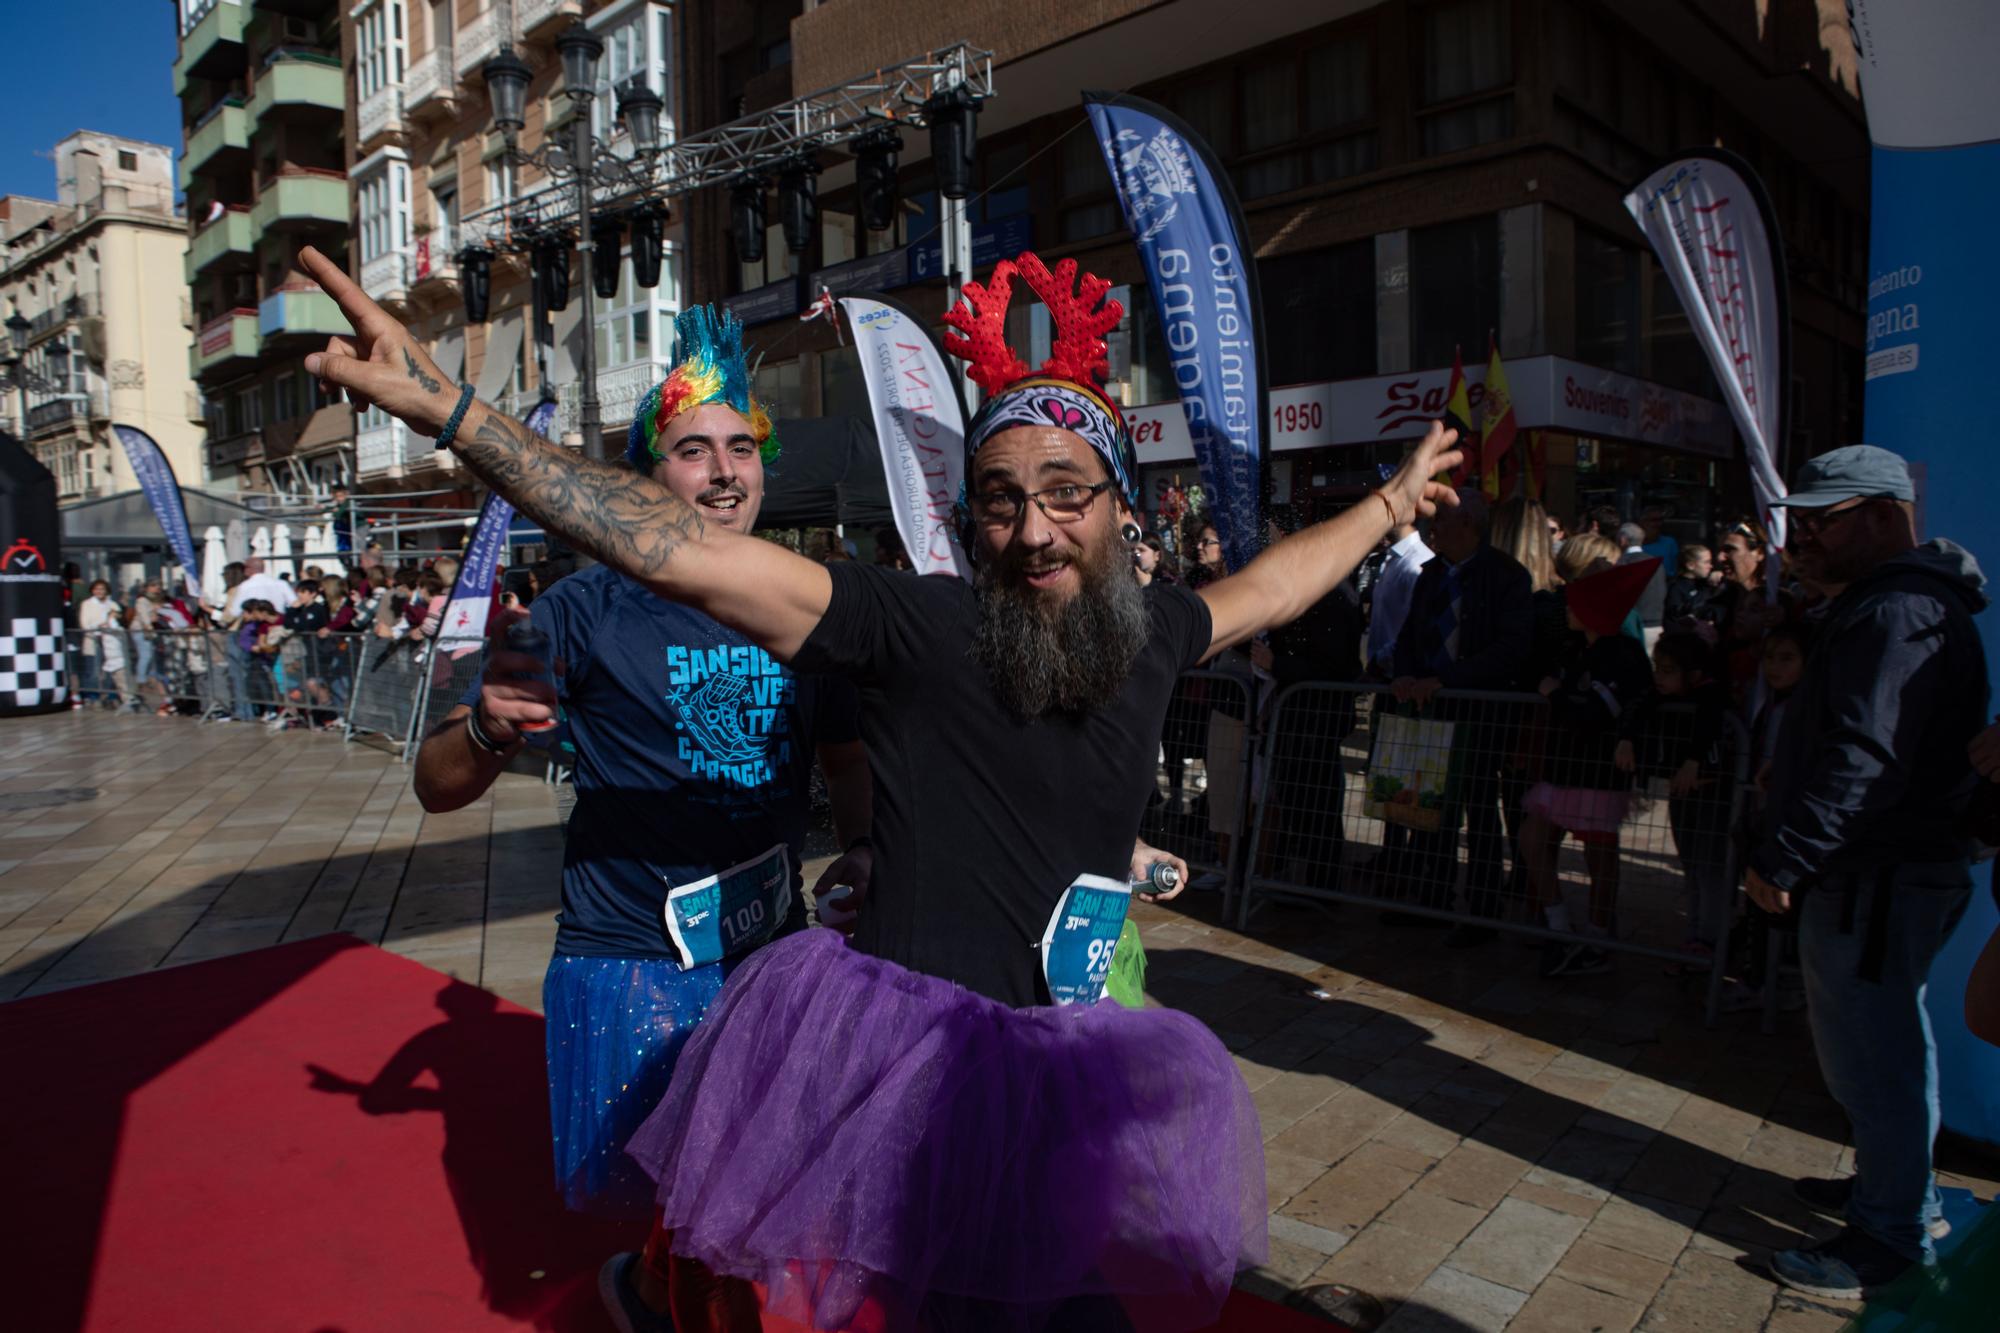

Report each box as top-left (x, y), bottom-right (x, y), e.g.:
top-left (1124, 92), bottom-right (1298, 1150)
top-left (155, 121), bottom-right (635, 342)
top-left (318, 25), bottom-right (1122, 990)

top-left (1, 937), bottom-right (1339, 1332)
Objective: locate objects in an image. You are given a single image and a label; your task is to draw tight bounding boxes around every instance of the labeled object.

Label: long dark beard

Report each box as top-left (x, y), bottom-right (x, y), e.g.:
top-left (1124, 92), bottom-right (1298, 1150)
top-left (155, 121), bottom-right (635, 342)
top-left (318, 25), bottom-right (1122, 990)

top-left (971, 533), bottom-right (1150, 719)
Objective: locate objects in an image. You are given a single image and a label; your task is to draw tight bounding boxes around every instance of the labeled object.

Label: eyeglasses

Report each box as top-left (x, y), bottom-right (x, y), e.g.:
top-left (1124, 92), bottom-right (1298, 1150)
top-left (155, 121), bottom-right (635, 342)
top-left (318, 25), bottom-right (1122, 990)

top-left (969, 480), bottom-right (1114, 525)
top-left (1197, 537), bottom-right (1222, 550)
top-left (1791, 496), bottom-right (1887, 538)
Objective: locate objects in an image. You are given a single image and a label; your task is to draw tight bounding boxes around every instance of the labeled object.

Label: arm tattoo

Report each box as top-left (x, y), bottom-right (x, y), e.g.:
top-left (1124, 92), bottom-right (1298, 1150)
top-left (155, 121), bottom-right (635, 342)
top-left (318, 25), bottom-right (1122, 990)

top-left (403, 348), bottom-right (442, 394)
top-left (459, 413), bottom-right (706, 582)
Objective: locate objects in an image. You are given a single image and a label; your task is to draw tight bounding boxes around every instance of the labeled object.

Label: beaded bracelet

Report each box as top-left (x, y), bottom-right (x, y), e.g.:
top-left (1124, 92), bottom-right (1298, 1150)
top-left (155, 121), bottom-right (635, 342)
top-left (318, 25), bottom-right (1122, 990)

top-left (435, 383), bottom-right (477, 451)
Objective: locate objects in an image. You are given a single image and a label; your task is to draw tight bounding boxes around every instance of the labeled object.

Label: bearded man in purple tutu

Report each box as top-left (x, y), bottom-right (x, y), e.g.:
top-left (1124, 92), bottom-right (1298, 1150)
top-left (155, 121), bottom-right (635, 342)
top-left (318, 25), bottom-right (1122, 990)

top-left (299, 242), bottom-right (1462, 1333)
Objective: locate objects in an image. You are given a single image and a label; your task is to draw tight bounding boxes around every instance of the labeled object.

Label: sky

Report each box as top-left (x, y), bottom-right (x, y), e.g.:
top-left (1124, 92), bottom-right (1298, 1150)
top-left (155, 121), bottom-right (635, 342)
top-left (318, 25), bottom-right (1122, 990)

top-left (0, 0), bottom-right (185, 202)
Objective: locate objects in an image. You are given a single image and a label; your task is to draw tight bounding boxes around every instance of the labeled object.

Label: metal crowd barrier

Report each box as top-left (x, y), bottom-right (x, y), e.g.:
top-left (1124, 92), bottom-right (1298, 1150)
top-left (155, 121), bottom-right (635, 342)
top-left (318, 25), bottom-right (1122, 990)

top-left (1207, 680), bottom-right (1751, 1027)
top-left (344, 635), bottom-right (432, 748)
top-left (406, 641), bottom-right (491, 749)
top-left (1141, 666), bottom-right (1260, 918)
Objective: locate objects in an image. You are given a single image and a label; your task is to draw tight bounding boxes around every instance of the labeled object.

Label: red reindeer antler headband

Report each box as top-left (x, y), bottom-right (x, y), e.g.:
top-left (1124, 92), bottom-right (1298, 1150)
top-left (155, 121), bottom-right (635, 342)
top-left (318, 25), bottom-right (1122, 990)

top-left (942, 253), bottom-right (1124, 397)
top-left (943, 252), bottom-right (1139, 505)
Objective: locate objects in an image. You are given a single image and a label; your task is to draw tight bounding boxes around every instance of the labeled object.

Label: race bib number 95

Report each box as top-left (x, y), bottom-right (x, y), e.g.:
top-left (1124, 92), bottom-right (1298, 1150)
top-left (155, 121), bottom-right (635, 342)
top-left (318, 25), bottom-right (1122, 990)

top-left (1040, 873), bottom-right (1133, 1007)
top-left (662, 843), bottom-right (792, 971)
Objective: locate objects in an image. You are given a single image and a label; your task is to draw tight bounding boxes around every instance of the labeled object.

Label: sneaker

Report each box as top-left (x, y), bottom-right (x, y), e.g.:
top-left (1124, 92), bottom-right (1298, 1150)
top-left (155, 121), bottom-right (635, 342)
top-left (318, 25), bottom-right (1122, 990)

top-left (1445, 923), bottom-right (1497, 948)
top-left (1541, 941), bottom-right (1613, 978)
top-left (1793, 1176), bottom-right (1950, 1241)
top-left (597, 1252), bottom-right (672, 1333)
top-left (1768, 1225), bottom-right (1923, 1299)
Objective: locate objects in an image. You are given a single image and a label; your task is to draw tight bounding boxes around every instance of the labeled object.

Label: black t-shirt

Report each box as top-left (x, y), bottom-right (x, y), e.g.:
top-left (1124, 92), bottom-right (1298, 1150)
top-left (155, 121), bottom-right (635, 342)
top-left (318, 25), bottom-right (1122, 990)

top-left (792, 562), bottom-right (1214, 1007)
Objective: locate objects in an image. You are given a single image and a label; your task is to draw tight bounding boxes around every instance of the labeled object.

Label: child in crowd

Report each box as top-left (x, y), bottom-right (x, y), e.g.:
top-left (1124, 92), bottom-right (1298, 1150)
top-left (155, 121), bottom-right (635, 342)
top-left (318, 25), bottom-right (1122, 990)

top-left (1664, 544), bottom-right (1725, 632)
top-left (1521, 557), bottom-right (1661, 978)
top-left (1648, 632), bottom-right (1737, 969)
top-left (1731, 624), bottom-right (1812, 1002)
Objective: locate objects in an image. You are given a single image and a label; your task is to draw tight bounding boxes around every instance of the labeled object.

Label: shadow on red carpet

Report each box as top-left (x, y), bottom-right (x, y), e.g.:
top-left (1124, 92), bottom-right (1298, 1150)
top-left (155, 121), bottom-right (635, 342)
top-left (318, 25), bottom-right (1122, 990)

top-left (0, 936), bottom-right (1336, 1332)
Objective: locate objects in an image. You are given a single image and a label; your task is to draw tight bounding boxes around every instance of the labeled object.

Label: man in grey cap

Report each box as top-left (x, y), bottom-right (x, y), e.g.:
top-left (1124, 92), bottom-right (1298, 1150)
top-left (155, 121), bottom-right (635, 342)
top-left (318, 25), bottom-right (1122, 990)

top-left (1745, 445), bottom-right (1989, 1298)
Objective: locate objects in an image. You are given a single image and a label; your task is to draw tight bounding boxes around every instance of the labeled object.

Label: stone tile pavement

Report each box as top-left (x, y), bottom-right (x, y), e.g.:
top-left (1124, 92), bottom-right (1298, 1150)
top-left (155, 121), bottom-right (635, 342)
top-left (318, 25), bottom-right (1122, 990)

top-left (3, 710), bottom-right (1994, 1332)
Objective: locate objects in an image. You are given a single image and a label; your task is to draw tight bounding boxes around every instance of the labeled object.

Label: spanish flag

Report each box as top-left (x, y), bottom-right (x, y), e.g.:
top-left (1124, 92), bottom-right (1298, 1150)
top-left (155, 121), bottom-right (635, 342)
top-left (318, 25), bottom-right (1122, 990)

top-left (1520, 430), bottom-right (1546, 501)
top-left (1480, 339), bottom-right (1516, 501)
top-left (1441, 346), bottom-right (1477, 486)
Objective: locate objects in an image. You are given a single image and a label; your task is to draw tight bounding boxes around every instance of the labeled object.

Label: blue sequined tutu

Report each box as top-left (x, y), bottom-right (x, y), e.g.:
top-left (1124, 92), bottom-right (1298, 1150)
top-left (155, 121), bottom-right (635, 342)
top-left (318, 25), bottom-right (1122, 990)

top-left (543, 953), bottom-right (734, 1218)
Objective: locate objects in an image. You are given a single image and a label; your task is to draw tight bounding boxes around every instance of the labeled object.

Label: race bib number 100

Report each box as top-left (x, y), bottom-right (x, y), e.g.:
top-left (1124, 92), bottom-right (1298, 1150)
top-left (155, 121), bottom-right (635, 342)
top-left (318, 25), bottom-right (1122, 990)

top-left (1040, 873), bottom-right (1133, 1007)
top-left (662, 843), bottom-right (792, 971)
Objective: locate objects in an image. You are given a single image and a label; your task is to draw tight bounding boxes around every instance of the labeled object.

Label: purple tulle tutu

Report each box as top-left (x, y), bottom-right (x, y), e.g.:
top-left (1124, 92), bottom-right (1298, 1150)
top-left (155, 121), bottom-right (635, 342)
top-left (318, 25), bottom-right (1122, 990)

top-left (622, 928), bottom-right (1266, 1332)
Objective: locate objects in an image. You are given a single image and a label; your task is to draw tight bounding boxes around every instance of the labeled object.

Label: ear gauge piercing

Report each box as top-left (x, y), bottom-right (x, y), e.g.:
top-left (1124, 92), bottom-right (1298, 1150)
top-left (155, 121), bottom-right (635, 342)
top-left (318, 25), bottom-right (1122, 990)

top-left (1122, 522), bottom-right (1144, 545)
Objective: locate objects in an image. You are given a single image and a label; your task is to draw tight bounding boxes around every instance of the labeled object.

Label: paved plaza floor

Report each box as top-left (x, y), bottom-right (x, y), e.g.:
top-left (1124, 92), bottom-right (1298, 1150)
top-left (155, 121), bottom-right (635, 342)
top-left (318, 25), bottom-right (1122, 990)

top-left (3, 710), bottom-right (1994, 1332)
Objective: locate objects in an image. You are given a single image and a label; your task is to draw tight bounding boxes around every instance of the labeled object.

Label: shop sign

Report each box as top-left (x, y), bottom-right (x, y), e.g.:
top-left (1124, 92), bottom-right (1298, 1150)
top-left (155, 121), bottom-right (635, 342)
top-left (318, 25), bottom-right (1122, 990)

top-left (723, 277), bottom-right (801, 327)
top-left (811, 247), bottom-right (912, 298)
top-left (1129, 356), bottom-right (1731, 463)
top-left (908, 214), bottom-right (1034, 282)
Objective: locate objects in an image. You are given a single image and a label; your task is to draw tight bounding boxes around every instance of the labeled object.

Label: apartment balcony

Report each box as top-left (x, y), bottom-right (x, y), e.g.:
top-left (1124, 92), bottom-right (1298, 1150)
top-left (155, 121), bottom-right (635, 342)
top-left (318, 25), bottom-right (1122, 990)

top-left (357, 84), bottom-right (404, 149)
top-left (185, 207), bottom-right (256, 281)
top-left (409, 234), bottom-right (460, 296)
top-left (360, 250), bottom-right (411, 306)
top-left (247, 51), bottom-right (345, 133)
top-left (250, 172), bottom-right (349, 234)
top-left (24, 293), bottom-right (103, 345)
top-left (519, 0), bottom-right (583, 42)
top-left (172, 0), bottom-right (247, 95)
top-left (405, 47), bottom-right (459, 121)
top-left (191, 309), bottom-right (261, 381)
top-left (402, 417), bottom-right (448, 469)
top-left (258, 286), bottom-right (345, 349)
top-left (26, 397), bottom-right (99, 438)
top-left (209, 430), bottom-right (261, 470)
top-left (356, 419), bottom-right (406, 478)
top-left (454, 8), bottom-right (503, 85)
top-left (182, 99), bottom-right (249, 179)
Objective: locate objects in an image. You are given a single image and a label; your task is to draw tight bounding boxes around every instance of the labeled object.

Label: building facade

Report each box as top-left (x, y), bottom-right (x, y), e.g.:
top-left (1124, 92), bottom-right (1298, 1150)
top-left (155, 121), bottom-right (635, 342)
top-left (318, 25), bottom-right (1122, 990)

top-left (338, 0), bottom-right (689, 507)
top-left (688, 0), bottom-right (1868, 540)
top-left (175, 0), bottom-right (354, 497)
top-left (0, 133), bottom-right (205, 503)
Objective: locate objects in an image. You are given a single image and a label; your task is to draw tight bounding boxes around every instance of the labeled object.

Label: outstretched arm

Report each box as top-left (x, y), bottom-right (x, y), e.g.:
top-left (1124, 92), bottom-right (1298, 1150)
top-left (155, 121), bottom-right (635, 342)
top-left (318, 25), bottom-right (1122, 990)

top-left (1199, 421), bottom-right (1460, 660)
top-left (295, 246), bottom-right (831, 659)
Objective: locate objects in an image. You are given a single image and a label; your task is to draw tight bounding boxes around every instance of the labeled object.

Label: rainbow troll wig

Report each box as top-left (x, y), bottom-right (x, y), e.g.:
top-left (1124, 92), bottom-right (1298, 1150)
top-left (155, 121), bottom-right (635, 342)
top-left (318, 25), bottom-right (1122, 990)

top-left (625, 304), bottom-right (780, 471)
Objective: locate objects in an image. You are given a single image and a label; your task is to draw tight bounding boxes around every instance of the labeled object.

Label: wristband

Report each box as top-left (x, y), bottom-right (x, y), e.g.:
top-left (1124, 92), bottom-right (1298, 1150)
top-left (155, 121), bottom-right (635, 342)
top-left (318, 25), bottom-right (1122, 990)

top-left (435, 383), bottom-right (477, 450)
top-left (464, 707), bottom-right (513, 755)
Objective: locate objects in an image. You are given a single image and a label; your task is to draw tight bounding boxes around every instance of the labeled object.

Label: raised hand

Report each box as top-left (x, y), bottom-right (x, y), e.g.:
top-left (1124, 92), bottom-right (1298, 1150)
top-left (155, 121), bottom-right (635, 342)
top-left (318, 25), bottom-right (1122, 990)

top-left (1380, 420), bottom-right (1464, 525)
top-left (296, 246), bottom-right (456, 435)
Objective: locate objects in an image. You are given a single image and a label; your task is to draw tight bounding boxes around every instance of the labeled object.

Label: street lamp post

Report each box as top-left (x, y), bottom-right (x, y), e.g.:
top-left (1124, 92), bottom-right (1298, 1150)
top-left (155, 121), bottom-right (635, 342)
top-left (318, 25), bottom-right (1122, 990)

top-left (3, 311), bottom-right (40, 437)
top-left (483, 27), bottom-right (665, 465)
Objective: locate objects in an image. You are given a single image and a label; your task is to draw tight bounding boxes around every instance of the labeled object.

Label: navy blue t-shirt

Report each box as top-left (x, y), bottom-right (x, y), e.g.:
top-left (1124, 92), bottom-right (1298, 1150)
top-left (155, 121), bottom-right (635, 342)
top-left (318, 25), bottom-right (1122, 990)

top-left (462, 563), bottom-right (859, 958)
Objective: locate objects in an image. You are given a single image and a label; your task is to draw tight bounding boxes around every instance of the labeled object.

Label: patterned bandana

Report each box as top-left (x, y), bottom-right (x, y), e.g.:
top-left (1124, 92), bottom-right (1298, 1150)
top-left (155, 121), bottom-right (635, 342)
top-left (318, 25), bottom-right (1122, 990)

top-left (626, 304), bottom-right (780, 471)
top-left (965, 377), bottom-right (1138, 509)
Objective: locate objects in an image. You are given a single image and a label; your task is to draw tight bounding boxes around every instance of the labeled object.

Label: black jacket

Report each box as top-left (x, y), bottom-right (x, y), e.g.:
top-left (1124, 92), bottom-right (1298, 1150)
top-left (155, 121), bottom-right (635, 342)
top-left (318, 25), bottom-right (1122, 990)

top-left (1751, 541), bottom-right (1989, 892)
top-left (1390, 544), bottom-right (1533, 690)
top-left (1542, 632), bottom-right (1654, 791)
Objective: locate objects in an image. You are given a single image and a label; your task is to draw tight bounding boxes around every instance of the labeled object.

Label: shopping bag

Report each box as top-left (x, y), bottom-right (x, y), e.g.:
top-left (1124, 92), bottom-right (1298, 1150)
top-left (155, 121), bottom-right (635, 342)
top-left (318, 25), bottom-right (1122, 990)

top-left (1363, 712), bottom-right (1457, 832)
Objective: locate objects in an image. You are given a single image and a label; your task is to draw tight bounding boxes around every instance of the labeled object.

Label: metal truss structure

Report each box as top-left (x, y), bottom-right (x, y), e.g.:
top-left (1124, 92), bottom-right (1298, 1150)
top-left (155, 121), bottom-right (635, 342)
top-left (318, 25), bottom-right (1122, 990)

top-left (460, 41), bottom-right (994, 251)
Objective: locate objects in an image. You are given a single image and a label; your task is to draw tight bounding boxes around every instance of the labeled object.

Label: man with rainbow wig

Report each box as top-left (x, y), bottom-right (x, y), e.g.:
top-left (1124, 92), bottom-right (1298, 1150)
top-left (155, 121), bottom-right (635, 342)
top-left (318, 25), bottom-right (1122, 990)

top-left (306, 239), bottom-right (1463, 1333)
top-left (411, 302), bottom-right (873, 1333)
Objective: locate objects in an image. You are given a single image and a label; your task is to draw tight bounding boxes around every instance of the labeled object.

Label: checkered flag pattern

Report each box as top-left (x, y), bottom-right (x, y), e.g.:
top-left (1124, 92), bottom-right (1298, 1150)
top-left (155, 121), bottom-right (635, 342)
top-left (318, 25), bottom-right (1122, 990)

top-left (0, 617), bottom-right (68, 709)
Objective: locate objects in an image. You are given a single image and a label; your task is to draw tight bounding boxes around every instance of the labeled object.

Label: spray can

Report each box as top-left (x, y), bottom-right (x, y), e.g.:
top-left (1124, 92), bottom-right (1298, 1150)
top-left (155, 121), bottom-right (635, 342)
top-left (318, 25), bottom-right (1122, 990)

top-left (1133, 863), bottom-right (1181, 894)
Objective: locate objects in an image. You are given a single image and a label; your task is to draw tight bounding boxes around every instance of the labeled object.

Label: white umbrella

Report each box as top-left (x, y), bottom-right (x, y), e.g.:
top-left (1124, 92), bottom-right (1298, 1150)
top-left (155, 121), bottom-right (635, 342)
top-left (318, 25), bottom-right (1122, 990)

top-left (272, 524), bottom-right (295, 581)
top-left (302, 524), bottom-right (324, 571)
top-left (250, 525), bottom-right (271, 562)
top-left (200, 526), bottom-right (228, 609)
top-left (225, 518), bottom-right (249, 564)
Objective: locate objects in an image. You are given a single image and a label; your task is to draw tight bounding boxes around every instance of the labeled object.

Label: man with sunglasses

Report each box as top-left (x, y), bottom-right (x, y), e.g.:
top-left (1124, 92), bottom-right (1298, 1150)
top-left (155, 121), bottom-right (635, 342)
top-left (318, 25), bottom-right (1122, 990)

top-left (298, 243), bottom-right (1463, 1332)
top-left (1744, 445), bottom-right (1989, 1300)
